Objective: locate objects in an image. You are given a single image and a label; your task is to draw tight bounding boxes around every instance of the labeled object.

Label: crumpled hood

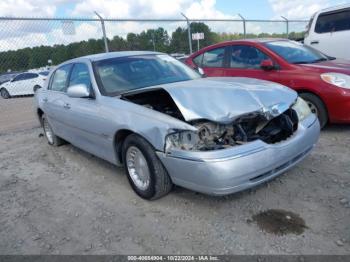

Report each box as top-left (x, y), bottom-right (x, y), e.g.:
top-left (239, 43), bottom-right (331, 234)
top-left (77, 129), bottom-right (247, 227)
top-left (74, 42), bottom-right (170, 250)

top-left (158, 77), bottom-right (297, 123)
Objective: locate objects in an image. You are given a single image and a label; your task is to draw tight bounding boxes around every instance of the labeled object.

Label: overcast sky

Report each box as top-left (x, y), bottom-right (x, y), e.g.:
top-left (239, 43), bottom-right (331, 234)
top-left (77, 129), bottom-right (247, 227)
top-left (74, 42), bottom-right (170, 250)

top-left (0, 0), bottom-right (348, 19)
top-left (0, 0), bottom-right (348, 51)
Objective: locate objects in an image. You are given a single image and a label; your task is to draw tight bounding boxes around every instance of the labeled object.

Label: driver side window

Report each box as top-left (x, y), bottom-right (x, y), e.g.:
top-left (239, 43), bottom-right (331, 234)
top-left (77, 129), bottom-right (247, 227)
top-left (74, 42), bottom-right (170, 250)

top-left (230, 45), bottom-right (269, 69)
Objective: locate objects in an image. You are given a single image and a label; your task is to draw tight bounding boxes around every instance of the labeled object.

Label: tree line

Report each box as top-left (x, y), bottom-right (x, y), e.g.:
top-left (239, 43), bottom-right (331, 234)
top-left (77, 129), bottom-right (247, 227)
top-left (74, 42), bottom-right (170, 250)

top-left (0, 22), bottom-right (304, 73)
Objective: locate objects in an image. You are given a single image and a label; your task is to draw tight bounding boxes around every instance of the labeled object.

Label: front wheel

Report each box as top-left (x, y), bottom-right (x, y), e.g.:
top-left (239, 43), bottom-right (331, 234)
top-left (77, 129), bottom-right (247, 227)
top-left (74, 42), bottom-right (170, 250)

top-left (1, 88), bottom-right (10, 99)
top-left (122, 134), bottom-right (173, 200)
top-left (299, 92), bottom-right (328, 128)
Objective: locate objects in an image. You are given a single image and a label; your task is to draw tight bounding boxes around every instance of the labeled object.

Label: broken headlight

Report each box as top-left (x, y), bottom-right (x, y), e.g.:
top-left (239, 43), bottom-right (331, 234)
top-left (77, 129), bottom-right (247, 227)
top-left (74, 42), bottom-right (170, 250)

top-left (165, 130), bottom-right (199, 152)
top-left (292, 97), bottom-right (312, 122)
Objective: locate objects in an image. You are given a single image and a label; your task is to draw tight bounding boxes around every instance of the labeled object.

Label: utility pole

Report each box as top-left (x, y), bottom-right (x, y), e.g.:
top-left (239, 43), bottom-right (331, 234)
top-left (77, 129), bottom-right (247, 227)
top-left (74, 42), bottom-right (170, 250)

top-left (95, 11), bottom-right (109, 52)
top-left (181, 13), bottom-right (192, 54)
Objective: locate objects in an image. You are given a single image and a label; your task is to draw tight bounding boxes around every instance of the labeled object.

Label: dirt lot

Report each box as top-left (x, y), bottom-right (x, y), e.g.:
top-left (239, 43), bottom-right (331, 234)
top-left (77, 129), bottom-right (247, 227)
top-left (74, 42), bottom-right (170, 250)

top-left (0, 98), bottom-right (349, 255)
top-left (0, 97), bottom-right (39, 133)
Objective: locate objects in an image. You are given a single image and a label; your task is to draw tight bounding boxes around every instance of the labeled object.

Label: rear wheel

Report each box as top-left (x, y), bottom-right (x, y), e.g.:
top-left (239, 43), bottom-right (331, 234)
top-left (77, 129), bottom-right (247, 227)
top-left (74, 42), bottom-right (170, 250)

top-left (299, 92), bottom-right (328, 128)
top-left (1, 88), bottom-right (10, 99)
top-left (122, 134), bottom-right (173, 200)
top-left (42, 114), bottom-right (64, 146)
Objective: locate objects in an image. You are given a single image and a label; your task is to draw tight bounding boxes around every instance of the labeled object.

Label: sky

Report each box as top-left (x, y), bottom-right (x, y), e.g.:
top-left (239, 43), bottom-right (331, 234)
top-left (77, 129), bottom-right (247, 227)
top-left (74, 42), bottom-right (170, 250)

top-left (0, 0), bottom-right (348, 51)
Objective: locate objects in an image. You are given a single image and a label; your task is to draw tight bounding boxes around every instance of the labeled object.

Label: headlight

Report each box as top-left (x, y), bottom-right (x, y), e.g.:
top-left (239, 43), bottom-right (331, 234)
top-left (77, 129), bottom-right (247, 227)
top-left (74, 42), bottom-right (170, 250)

top-left (165, 130), bottom-right (199, 152)
top-left (292, 97), bottom-right (312, 121)
top-left (321, 72), bottom-right (350, 89)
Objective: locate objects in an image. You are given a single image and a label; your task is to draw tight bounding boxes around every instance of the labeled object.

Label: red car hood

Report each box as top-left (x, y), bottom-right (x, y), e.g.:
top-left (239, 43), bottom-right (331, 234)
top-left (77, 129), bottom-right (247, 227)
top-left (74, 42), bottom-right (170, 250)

top-left (299, 59), bottom-right (350, 74)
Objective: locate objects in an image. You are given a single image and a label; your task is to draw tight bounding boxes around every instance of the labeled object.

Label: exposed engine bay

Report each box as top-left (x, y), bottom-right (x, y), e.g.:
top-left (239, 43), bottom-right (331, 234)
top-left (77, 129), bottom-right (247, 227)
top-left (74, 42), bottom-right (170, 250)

top-left (122, 89), bottom-right (299, 151)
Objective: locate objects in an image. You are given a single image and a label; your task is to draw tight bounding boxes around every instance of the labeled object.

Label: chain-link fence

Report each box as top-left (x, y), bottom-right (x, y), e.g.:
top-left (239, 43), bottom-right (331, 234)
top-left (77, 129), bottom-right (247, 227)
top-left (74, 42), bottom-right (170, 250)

top-left (0, 15), bottom-right (308, 133)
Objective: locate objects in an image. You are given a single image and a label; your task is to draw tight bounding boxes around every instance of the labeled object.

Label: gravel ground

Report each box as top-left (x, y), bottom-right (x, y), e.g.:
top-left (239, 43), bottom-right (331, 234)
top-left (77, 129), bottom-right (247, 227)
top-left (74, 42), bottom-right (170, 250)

top-left (0, 123), bottom-right (349, 255)
top-left (0, 97), bottom-right (38, 134)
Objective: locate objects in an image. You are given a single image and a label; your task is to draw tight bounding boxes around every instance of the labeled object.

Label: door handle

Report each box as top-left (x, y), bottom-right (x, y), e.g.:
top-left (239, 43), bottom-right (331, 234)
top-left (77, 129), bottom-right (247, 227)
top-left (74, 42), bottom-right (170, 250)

top-left (63, 103), bottom-right (71, 109)
top-left (43, 98), bottom-right (48, 102)
top-left (310, 40), bottom-right (319, 44)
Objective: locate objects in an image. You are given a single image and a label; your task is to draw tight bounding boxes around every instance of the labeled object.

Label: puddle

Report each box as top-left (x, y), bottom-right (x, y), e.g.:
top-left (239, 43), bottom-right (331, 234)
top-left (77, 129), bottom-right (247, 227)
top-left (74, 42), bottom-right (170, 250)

top-left (252, 209), bottom-right (307, 235)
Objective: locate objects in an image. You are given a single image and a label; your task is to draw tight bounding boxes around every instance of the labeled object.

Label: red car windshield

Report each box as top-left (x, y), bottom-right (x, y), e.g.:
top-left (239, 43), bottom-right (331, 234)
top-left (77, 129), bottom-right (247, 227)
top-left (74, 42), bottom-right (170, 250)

top-left (264, 40), bottom-right (330, 64)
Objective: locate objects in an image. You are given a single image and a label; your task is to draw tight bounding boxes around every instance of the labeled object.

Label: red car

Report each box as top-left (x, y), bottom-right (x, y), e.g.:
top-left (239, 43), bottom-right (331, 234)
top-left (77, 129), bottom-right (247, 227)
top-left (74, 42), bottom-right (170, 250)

top-left (185, 39), bottom-right (350, 127)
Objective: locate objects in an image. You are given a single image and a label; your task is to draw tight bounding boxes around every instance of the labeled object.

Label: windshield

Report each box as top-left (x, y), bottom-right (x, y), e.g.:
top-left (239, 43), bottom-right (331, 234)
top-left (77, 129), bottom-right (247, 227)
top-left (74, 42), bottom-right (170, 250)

top-left (93, 54), bottom-right (200, 96)
top-left (265, 40), bottom-right (329, 64)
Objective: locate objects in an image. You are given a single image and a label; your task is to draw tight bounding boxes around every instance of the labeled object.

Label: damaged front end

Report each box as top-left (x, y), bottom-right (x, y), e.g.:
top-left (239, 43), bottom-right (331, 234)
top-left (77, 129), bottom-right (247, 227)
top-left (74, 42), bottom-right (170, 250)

top-left (165, 106), bottom-right (301, 152)
top-left (122, 86), bottom-right (312, 153)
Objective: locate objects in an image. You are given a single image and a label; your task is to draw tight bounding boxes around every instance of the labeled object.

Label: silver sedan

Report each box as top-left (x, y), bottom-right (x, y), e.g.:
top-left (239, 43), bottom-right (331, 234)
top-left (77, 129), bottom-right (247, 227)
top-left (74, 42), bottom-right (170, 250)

top-left (35, 51), bottom-right (320, 199)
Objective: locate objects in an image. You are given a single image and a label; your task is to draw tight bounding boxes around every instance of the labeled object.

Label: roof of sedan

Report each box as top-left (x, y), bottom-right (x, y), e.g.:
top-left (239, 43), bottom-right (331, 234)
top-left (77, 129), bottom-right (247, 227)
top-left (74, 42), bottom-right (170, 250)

top-left (77, 51), bottom-right (164, 62)
top-left (231, 38), bottom-right (287, 43)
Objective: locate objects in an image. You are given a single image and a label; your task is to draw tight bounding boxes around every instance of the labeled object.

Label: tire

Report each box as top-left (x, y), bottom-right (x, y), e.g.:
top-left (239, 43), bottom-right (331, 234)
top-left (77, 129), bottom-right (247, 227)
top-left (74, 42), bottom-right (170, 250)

top-left (299, 92), bottom-right (328, 128)
top-left (122, 134), bottom-right (173, 200)
top-left (33, 85), bottom-right (41, 93)
top-left (41, 114), bottom-right (64, 146)
top-left (0, 88), bottom-right (10, 99)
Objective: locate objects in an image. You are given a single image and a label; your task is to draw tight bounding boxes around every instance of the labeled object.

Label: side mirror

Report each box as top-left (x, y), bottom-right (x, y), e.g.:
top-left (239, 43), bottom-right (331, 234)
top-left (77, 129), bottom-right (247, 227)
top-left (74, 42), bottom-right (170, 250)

top-left (196, 67), bottom-right (206, 77)
top-left (67, 84), bottom-right (91, 98)
top-left (260, 59), bottom-right (275, 70)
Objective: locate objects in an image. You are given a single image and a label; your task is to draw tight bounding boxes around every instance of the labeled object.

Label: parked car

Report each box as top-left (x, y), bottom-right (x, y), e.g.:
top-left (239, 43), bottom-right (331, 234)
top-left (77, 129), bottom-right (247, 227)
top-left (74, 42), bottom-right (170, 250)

top-left (304, 4), bottom-right (350, 60)
top-left (185, 39), bottom-right (350, 127)
top-left (35, 51), bottom-right (320, 199)
top-left (0, 71), bottom-right (47, 98)
top-left (0, 72), bottom-right (20, 85)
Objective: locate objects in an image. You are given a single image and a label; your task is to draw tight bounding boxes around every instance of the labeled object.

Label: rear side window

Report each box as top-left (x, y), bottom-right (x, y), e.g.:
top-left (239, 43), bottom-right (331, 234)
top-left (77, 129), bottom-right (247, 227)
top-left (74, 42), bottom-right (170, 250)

top-left (202, 47), bottom-right (225, 68)
top-left (49, 64), bottom-right (72, 92)
top-left (315, 9), bottom-right (350, 33)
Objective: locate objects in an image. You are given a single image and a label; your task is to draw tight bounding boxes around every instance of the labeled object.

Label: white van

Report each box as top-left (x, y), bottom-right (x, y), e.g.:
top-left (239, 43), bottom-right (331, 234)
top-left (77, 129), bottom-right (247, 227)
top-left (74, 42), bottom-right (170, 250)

top-left (304, 4), bottom-right (350, 60)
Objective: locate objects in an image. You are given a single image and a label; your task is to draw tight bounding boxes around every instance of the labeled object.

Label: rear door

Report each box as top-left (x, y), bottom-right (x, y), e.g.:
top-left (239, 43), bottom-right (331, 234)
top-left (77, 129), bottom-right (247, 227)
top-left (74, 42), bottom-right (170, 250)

top-left (44, 64), bottom-right (73, 140)
top-left (24, 73), bottom-right (39, 94)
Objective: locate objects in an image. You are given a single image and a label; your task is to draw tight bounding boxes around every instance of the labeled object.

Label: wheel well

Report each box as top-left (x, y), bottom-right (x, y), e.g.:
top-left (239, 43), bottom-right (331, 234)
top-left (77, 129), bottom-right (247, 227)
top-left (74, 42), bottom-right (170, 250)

top-left (297, 90), bottom-right (329, 121)
top-left (37, 108), bottom-right (44, 125)
top-left (297, 90), bottom-right (328, 110)
top-left (114, 129), bottom-right (134, 164)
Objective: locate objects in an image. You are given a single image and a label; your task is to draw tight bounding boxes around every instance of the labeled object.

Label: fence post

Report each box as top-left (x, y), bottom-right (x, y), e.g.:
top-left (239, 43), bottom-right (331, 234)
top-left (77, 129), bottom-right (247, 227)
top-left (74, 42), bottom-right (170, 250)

top-left (281, 16), bottom-right (289, 39)
top-left (181, 13), bottom-right (192, 54)
top-left (94, 11), bottom-right (109, 53)
top-left (238, 14), bottom-right (246, 38)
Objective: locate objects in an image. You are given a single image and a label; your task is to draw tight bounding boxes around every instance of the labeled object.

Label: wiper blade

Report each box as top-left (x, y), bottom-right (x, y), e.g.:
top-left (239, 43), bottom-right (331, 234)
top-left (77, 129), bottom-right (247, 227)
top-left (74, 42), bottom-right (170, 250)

top-left (292, 61), bottom-right (313, 64)
top-left (312, 58), bottom-right (328, 63)
top-left (293, 58), bottom-right (328, 64)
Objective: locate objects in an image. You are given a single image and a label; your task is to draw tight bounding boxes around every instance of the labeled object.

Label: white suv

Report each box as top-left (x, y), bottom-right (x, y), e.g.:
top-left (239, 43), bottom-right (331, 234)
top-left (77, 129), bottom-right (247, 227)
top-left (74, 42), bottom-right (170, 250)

top-left (304, 4), bottom-right (350, 60)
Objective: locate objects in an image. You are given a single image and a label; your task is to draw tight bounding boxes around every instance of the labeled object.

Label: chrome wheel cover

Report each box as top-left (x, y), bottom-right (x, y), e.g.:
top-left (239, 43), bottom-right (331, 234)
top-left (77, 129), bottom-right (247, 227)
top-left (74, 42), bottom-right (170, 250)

top-left (43, 118), bottom-right (54, 144)
top-left (126, 146), bottom-right (151, 191)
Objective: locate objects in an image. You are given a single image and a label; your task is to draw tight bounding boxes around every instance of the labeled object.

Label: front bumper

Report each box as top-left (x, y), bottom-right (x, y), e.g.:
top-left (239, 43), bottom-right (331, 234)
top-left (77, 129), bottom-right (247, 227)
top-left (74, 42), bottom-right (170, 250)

top-left (156, 114), bottom-right (320, 195)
